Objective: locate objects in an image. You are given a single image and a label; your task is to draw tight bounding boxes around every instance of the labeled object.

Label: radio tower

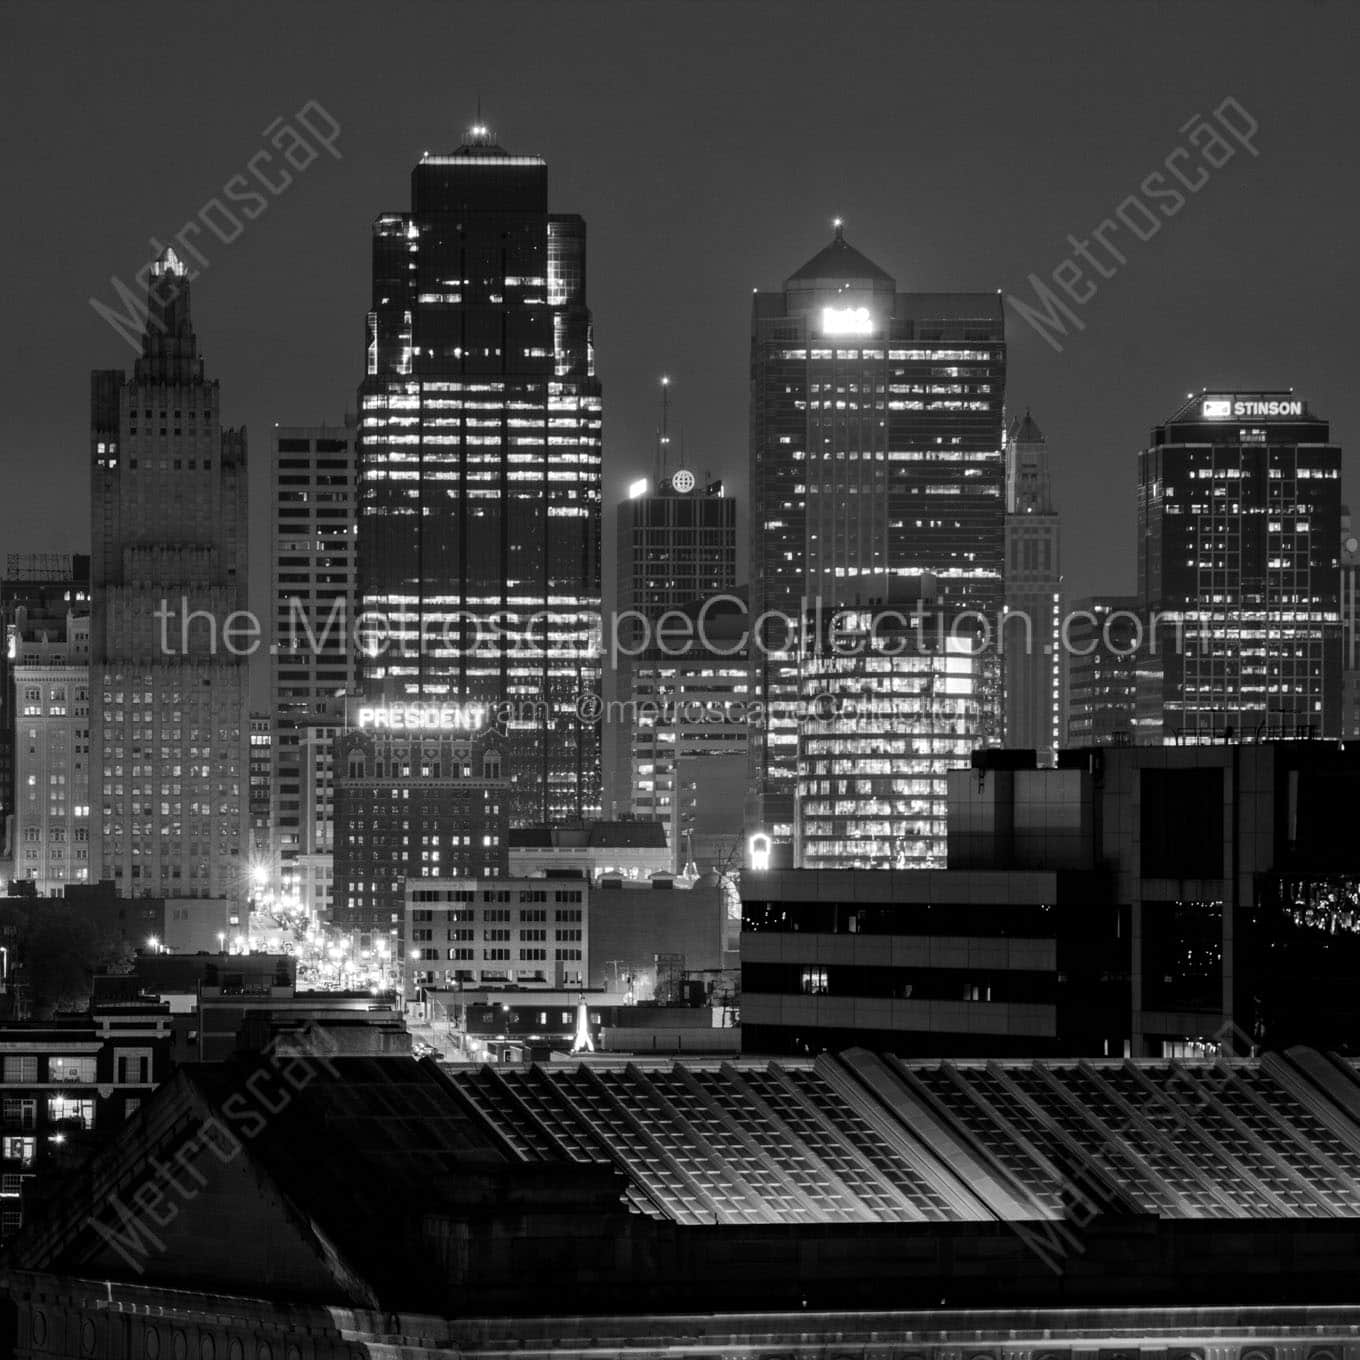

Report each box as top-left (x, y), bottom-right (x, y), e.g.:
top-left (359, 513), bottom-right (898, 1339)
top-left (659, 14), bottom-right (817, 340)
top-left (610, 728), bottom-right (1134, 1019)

top-left (655, 375), bottom-right (672, 486)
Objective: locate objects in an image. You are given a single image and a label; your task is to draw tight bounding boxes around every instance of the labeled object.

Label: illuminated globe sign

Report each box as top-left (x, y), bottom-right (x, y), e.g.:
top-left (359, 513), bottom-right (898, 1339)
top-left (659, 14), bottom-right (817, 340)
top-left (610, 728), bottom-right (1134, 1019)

top-left (1201, 395), bottom-right (1304, 420)
top-left (670, 469), bottom-right (696, 494)
top-left (355, 703), bottom-right (486, 731)
top-left (821, 305), bottom-right (874, 337)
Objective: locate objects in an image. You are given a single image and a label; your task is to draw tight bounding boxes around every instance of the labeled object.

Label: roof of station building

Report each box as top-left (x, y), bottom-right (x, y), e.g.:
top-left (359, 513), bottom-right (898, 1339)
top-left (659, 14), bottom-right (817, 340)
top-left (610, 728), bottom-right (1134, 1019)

top-left (443, 1046), bottom-right (1360, 1226)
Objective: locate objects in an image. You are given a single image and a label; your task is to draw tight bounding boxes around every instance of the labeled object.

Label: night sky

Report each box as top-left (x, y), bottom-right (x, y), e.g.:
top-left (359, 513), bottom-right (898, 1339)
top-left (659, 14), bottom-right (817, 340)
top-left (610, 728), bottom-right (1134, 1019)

top-left (5, 0), bottom-right (1358, 649)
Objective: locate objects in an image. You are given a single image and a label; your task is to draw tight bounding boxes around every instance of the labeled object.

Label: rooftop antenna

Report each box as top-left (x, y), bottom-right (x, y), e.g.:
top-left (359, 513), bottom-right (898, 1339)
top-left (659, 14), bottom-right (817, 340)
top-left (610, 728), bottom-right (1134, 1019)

top-left (655, 376), bottom-right (672, 486)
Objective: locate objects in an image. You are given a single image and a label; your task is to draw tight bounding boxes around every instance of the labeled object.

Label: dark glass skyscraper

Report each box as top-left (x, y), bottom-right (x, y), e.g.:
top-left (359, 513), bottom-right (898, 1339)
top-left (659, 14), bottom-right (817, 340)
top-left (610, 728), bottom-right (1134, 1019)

top-left (1138, 391), bottom-right (1343, 741)
top-left (358, 124), bottom-right (602, 826)
top-left (748, 224), bottom-right (1006, 853)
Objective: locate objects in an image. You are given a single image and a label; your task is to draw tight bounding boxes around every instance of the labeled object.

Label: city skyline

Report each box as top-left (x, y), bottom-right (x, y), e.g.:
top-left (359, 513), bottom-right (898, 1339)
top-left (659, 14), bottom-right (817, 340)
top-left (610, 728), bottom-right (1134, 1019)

top-left (6, 1), bottom-right (1358, 632)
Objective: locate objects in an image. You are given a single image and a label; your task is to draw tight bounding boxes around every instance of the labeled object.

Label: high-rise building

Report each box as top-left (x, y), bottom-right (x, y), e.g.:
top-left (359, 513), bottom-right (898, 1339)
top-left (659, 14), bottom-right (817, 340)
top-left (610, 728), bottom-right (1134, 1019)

top-left (1065, 595), bottom-right (1141, 747)
top-left (89, 249), bottom-right (249, 914)
top-left (613, 473), bottom-right (740, 857)
top-left (357, 123), bottom-right (602, 826)
top-left (332, 699), bottom-right (509, 943)
top-left (616, 473), bottom-right (737, 620)
top-left (794, 599), bottom-right (982, 870)
top-left (1138, 391), bottom-right (1343, 741)
top-left (1, 555), bottom-right (89, 856)
top-left (748, 223), bottom-right (1006, 859)
top-left (1002, 410), bottom-right (1062, 764)
top-left (12, 611), bottom-right (90, 895)
top-left (270, 421), bottom-right (357, 917)
top-left (626, 597), bottom-right (750, 874)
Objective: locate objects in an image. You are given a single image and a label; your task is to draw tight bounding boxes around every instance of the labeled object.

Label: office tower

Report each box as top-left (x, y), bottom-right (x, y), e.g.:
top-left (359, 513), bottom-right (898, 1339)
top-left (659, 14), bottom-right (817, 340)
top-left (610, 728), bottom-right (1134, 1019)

top-left (1, 555), bottom-right (90, 856)
top-left (12, 611), bottom-right (90, 895)
top-left (1002, 410), bottom-right (1062, 764)
top-left (332, 699), bottom-right (509, 942)
top-left (1064, 596), bottom-right (1142, 746)
top-left (749, 223), bottom-right (1006, 860)
top-left (1138, 391), bottom-right (1343, 741)
top-left (270, 421), bottom-right (357, 917)
top-left (89, 248), bottom-right (249, 912)
top-left (357, 123), bottom-right (602, 826)
top-left (617, 473), bottom-right (737, 619)
top-left (614, 473), bottom-right (740, 861)
top-left (795, 596), bottom-right (982, 870)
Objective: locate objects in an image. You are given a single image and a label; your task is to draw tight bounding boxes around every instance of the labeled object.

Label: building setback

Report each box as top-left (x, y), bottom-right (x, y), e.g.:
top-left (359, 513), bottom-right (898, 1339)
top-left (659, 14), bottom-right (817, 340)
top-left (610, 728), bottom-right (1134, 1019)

top-left (89, 249), bottom-right (249, 916)
top-left (357, 123), bottom-right (602, 826)
top-left (749, 224), bottom-right (1006, 859)
top-left (1138, 390), bottom-right (1344, 741)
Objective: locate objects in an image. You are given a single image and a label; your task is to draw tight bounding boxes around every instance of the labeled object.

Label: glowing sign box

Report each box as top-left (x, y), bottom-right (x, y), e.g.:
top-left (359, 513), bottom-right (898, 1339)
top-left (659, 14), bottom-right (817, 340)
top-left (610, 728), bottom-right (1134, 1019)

top-left (1201, 396), bottom-right (1303, 420)
top-left (821, 305), bottom-right (874, 337)
top-left (356, 703), bottom-right (485, 731)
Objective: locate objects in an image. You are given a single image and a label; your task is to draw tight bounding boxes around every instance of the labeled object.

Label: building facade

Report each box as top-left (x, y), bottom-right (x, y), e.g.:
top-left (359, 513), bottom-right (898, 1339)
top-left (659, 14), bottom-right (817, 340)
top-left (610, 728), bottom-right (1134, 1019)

top-left (794, 603), bottom-right (981, 870)
top-left (949, 742), bottom-right (1360, 1058)
top-left (270, 422), bottom-right (357, 915)
top-left (405, 875), bottom-right (587, 993)
top-left (749, 224), bottom-right (1006, 857)
top-left (1138, 390), bottom-right (1343, 741)
top-left (1, 556), bottom-right (90, 863)
top-left (1064, 594), bottom-right (1141, 746)
top-left (12, 614), bottom-right (91, 896)
top-left (332, 702), bottom-right (509, 943)
top-left (614, 474), bottom-right (739, 845)
top-left (357, 124), bottom-right (602, 826)
top-left (1002, 410), bottom-right (1062, 763)
top-left (89, 249), bottom-right (249, 913)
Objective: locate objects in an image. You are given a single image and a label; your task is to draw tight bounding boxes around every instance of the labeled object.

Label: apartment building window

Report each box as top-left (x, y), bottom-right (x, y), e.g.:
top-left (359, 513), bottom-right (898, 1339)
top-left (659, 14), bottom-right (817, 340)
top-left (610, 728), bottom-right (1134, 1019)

top-left (1, 1057), bottom-right (37, 1084)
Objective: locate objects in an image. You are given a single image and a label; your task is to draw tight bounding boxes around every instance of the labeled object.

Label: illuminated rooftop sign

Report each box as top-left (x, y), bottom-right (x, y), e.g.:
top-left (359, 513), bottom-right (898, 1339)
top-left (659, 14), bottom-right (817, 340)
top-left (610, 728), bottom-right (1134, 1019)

top-left (1201, 396), bottom-right (1303, 420)
top-left (356, 703), bottom-right (485, 731)
top-left (821, 305), bottom-right (874, 337)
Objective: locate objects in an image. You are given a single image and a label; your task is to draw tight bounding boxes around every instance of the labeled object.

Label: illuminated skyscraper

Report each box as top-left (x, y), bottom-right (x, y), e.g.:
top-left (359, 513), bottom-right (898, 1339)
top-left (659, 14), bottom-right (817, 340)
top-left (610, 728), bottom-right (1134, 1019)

top-left (358, 123), bottom-right (602, 826)
top-left (748, 223), bottom-right (1006, 858)
top-left (89, 249), bottom-right (249, 911)
top-left (613, 471), bottom-right (740, 855)
top-left (1003, 410), bottom-right (1062, 764)
top-left (1138, 391), bottom-right (1343, 741)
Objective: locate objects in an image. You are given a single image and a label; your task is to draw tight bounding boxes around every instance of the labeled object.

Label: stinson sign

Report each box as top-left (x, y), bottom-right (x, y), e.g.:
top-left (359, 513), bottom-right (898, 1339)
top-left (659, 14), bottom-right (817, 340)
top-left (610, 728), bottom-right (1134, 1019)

top-left (1201, 395), bottom-right (1304, 420)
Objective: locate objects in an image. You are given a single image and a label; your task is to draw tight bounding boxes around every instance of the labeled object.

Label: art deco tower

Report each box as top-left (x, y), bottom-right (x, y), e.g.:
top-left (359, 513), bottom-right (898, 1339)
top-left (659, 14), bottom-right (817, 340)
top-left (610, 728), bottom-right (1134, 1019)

top-left (1003, 410), bottom-right (1062, 764)
top-left (89, 249), bottom-right (249, 910)
top-left (358, 123), bottom-right (602, 825)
